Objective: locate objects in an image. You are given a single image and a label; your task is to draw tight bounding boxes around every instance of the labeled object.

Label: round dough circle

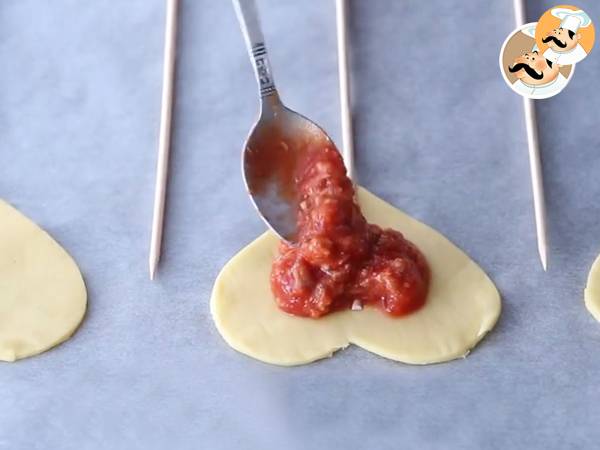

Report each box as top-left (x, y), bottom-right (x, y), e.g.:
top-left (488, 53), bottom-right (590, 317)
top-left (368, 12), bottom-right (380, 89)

top-left (585, 254), bottom-right (600, 322)
top-left (0, 200), bottom-right (87, 362)
top-left (211, 188), bottom-right (501, 366)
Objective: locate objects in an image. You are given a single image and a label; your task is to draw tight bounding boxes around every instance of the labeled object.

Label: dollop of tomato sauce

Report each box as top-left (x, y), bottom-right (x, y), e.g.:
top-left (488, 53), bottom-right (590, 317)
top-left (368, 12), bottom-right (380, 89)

top-left (271, 144), bottom-right (430, 318)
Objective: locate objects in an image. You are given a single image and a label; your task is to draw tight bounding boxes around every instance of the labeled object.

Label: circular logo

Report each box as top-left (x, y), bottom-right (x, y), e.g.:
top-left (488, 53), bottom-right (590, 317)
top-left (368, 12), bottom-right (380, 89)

top-left (535, 5), bottom-right (595, 66)
top-left (499, 22), bottom-right (575, 100)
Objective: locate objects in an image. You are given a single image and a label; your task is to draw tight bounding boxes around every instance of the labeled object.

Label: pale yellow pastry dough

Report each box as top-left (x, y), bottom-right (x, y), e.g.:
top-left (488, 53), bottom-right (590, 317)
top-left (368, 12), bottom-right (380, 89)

top-left (585, 254), bottom-right (600, 322)
top-left (0, 200), bottom-right (87, 362)
top-left (211, 188), bottom-right (501, 366)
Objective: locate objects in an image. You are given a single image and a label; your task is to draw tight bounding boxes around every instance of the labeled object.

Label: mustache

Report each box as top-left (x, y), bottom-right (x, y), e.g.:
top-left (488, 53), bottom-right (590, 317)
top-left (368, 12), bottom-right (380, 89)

top-left (508, 62), bottom-right (545, 80)
top-left (542, 35), bottom-right (567, 48)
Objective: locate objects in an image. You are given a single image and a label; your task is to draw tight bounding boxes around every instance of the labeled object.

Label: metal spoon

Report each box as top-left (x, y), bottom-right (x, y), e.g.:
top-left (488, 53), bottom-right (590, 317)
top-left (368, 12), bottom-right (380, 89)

top-left (233, 0), bottom-right (337, 242)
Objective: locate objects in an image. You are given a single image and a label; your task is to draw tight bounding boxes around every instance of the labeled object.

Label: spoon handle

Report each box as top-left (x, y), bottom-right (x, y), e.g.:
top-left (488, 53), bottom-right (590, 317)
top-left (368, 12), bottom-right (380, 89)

top-left (232, 0), bottom-right (277, 98)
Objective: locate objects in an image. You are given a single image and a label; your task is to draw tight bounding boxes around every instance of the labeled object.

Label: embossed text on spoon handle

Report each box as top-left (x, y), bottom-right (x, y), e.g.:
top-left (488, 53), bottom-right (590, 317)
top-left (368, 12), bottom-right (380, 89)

top-left (232, 0), bottom-right (277, 98)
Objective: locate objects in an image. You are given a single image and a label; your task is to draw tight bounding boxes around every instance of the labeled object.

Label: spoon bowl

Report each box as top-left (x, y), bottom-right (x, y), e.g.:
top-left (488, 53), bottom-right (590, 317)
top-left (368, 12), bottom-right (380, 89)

top-left (242, 94), bottom-right (334, 241)
top-left (234, 0), bottom-right (335, 242)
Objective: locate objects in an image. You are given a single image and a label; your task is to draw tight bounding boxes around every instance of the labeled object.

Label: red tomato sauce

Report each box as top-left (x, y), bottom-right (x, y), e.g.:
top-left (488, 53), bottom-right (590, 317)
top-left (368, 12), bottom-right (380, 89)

top-left (271, 144), bottom-right (430, 318)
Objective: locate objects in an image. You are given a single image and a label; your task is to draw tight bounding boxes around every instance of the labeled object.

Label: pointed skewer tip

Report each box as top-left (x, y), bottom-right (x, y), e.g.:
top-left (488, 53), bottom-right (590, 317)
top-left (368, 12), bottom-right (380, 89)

top-left (149, 262), bottom-right (157, 281)
top-left (539, 246), bottom-right (548, 272)
top-left (541, 255), bottom-right (548, 272)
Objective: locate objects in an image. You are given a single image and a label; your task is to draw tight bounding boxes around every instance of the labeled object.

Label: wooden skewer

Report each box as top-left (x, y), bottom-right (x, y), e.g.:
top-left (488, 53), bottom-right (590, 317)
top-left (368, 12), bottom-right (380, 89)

top-left (335, 0), bottom-right (355, 181)
top-left (149, 0), bottom-right (179, 280)
top-left (336, 0), bottom-right (362, 311)
top-left (513, 0), bottom-right (549, 271)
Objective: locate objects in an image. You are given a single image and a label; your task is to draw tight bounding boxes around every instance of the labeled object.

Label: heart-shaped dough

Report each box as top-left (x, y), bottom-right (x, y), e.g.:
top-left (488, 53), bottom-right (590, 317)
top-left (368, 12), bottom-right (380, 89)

top-left (0, 200), bottom-right (87, 362)
top-left (211, 188), bottom-right (501, 366)
top-left (585, 254), bottom-right (600, 322)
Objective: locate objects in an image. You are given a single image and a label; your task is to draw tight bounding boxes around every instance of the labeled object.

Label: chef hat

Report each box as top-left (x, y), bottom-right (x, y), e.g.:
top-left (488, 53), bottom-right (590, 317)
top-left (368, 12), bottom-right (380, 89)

top-left (519, 24), bottom-right (539, 52)
top-left (521, 24), bottom-right (537, 38)
top-left (551, 8), bottom-right (592, 33)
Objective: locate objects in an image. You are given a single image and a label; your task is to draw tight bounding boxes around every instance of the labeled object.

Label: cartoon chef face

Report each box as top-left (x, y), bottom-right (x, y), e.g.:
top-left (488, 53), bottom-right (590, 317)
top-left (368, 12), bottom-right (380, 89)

top-left (542, 27), bottom-right (581, 53)
top-left (508, 51), bottom-right (559, 85)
